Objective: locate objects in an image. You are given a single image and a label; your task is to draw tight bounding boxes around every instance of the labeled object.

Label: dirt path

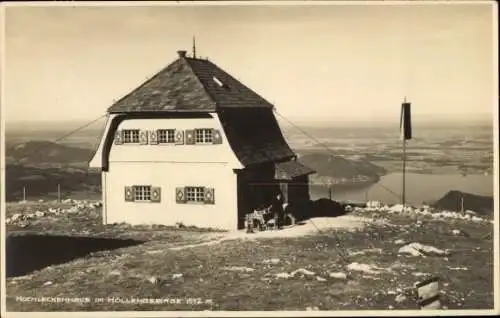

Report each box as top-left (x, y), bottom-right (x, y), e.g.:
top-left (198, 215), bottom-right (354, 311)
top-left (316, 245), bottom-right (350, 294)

top-left (170, 215), bottom-right (372, 250)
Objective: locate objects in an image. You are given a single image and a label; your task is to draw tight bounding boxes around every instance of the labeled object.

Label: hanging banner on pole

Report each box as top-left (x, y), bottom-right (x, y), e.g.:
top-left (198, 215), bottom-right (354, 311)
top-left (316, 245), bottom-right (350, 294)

top-left (400, 102), bottom-right (412, 140)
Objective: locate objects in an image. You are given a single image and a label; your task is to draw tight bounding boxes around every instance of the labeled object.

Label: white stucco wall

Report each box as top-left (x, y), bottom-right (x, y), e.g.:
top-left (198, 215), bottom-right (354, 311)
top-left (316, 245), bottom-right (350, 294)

top-left (96, 113), bottom-right (243, 230)
top-left (105, 161), bottom-right (238, 230)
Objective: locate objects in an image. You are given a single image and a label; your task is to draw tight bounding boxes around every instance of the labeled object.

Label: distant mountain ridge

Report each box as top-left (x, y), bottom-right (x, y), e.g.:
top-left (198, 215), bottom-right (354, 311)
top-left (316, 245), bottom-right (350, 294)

top-left (298, 152), bottom-right (387, 186)
top-left (6, 141), bottom-right (95, 166)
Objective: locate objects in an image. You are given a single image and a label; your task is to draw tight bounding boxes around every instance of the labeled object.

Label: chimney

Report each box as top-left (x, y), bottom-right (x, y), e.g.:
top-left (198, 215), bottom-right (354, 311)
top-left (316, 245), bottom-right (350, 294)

top-left (177, 50), bottom-right (187, 58)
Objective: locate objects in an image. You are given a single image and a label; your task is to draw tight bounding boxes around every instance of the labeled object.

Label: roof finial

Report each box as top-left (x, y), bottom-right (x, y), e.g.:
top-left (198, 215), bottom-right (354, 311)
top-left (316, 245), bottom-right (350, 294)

top-left (404, 96), bottom-right (407, 103)
top-left (192, 36), bottom-right (196, 59)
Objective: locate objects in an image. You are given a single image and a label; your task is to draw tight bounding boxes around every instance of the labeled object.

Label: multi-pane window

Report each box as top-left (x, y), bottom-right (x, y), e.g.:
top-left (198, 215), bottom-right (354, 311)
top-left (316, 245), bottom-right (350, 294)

top-left (122, 129), bottom-right (140, 143)
top-left (157, 129), bottom-right (175, 144)
top-left (176, 186), bottom-right (214, 204)
top-left (185, 186), bottom-right (205, 202)
top-left (133, 185), bottom-right (152, 202)
top-left (125, 185), bottom-right (161, 203)
top-left (195, 129), bottom-right (213, 144)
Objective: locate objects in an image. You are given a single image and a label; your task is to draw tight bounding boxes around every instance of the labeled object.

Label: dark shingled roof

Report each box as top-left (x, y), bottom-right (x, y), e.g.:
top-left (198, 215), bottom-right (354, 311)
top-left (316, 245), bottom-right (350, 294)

top-left (274, 160), bottom-right (316, 180)
top-left (105, 50), bottom-right (311, 168)
top-left (107, 51), bottom-right (273, 113)
top-left (218, 107), bottom-right (295, 166)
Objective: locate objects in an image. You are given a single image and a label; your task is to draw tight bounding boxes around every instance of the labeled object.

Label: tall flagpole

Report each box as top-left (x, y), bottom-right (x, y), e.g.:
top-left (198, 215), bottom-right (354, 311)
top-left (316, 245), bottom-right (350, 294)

top-left (402, 128), bottom-right (406, 208)
top-left (401, 96), bottom-right (410, 208)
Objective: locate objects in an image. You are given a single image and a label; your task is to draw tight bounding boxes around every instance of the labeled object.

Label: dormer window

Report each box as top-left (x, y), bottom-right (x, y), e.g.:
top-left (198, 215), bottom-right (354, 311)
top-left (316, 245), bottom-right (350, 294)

top-left (213, 76), bottom-right (224, 88)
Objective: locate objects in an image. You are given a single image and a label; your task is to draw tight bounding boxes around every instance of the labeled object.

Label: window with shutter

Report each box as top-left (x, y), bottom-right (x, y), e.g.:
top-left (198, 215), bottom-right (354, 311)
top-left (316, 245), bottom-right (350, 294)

top-left (139, 130), bottom-right (148, 145)
top-left (125, 185), bottom-right (162, 203)
top-left (114, 130), bottom-right (123, 145)
top-left (204, 187), bottom-right (215, 204)
top-left (149, 130), bottom-right (158, 145)
top-left (212, 129), bottom-right (223, 144)
top-left (124, 186), bottom-right (134, 201)
top-left (175, 130), bottom-right (185, 145)
top-left (175, 187), bottom-right (186, 203)
top-left (151, 187), bottom-right (161, 203)
top-left (185, 129), bottom-right (195, 145)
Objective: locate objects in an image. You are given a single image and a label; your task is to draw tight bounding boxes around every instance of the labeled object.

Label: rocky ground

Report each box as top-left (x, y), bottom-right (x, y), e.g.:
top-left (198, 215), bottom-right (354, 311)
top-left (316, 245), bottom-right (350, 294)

top-left (4, 199), bottom-right (495, 312)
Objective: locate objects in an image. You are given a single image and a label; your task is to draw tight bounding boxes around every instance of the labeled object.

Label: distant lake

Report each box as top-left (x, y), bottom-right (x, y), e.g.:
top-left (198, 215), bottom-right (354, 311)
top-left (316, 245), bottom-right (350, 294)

top-left (310, 172), bottom-right (494, 205)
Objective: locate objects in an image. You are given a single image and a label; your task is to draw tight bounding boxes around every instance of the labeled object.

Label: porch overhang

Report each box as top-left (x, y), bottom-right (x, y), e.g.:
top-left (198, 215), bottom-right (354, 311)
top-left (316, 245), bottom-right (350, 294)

top-left (274, 160), bottom-right (315, 181)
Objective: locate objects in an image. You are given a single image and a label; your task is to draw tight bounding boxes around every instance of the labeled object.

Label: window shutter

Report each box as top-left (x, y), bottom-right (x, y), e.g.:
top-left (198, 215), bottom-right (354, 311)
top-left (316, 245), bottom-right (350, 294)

top-left (151, 186), bottom-right (161, 203)
top-left (204, 187), bottom-right (215, 204)
top-left (185, 129), bottom-right (195, 145)
top-left (212, 129), bottom-right (223, 144)
top-left (124, 186), bottom-right (134, 202)
top-left (139, 130), bottom-right (148, 145)
top-left (175, 187), bottom-right (186, 203)
top-left (175, 130), bottom-right (185, 145)
top-left (149, 130), bottom-right (158, 145)
top-left (114, 130), bottom-right (123, 145)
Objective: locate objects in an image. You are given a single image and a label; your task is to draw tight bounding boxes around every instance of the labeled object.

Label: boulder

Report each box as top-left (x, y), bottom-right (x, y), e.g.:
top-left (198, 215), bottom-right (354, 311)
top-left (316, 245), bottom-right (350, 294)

top-left (398, 242), bottom-right (450, 257)
top-left (311, 198), bottom-right (346, 218)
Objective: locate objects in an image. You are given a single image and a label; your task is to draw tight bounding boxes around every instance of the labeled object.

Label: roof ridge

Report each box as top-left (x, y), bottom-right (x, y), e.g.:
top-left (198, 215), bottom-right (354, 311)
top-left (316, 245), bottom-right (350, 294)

top-left (183, 58), bottom-right (218, 110)
top-left (108, 53), bottom-right (275, 113)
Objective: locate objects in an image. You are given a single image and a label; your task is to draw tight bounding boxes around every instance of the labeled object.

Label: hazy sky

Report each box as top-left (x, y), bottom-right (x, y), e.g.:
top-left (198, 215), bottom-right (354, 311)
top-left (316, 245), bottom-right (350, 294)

top-left (3, 2), bottom-right (496, 125)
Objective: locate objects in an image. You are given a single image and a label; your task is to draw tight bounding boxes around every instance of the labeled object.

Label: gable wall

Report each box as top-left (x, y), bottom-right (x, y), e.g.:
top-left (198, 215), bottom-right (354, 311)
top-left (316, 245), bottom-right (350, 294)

top-left (93, 113), bottom-right (243, 229)
top-left (108, 114), bottom-right (242, 167)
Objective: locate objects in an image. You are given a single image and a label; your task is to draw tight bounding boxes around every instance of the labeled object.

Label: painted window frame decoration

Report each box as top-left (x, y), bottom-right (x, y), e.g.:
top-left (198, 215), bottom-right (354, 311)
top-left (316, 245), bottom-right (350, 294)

top-left (176, 186), bottom-right (215, 204)
top-left (125, 185), bottom-right (161, 203)
top-left (114, 128), bottom-right (222, 146)
top-left (185, 128), bottom-right (223, 145)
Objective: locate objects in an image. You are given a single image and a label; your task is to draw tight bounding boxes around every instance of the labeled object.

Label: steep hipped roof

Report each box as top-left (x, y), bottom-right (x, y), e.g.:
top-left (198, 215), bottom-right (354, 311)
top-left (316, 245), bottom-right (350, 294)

top-left (104, 50), bottom-right (310, 169)
top-left (218, 107), bottom-right (295, 166)
top-left (107, 50), bottom-right (274, 113)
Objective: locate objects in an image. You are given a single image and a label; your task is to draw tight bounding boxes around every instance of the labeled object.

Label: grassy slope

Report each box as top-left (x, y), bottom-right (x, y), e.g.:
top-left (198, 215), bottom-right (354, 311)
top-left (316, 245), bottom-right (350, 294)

top-left (5, 201), bottom-right (222, 241)
top-left (5, 203), bottom-right (494, 311)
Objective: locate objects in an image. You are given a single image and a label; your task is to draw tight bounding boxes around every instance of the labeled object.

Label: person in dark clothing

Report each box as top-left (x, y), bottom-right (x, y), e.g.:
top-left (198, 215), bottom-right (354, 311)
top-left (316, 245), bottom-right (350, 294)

top-left (271, 192), bottom-right (285, 230)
